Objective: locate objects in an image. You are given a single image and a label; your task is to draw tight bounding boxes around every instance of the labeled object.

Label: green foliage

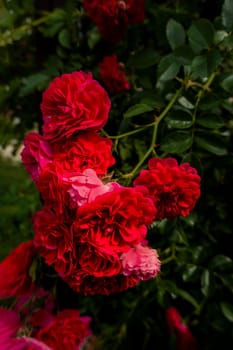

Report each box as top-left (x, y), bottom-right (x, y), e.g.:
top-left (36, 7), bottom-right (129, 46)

top-left (0, 157), bottom-right (39, 259)
top-left (0, 0), bottom-right (232, 349)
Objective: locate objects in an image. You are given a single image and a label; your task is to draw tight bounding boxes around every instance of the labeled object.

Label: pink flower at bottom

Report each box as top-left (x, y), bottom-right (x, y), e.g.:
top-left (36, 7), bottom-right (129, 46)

top-left (35, 310), bottom-right (92, 350)
top-left (0, 307), bottom-right (51, 350)
top-left (166, 307), bottom-right (198, 350)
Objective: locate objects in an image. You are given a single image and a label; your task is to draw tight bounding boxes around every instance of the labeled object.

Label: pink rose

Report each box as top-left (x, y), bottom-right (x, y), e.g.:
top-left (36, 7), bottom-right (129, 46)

top-left (121, 244), bottom-right (160, 280)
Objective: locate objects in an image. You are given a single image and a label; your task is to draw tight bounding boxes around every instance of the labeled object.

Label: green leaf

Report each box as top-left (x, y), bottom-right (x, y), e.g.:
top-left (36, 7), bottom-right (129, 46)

top-left (174, 287), bottom-right (199, 308)
top-left (157, 218), bottom-right (177, 235)
top-left (123, 104), bottom-right (154, 118)
top-left (192, 245), bottom-right (207, 264)
top-left (206, 49), bottom-right (222, 73)
top-left (19, 73), bottom-right (49, 97)
top-left (174, 45), bottom-right (195, 65)
top-left (166, 19), bottom-right (185, 50)
top-left (166, 109), bottom-right (193, 129)
top-left (178, 96), bottom-right (194, 109)
top-left (191, 55), bottom-right (208, 79)
top-left (182, 264), bottom-right (201, 282)
top-left (181, 153), bottom-right (203, 176)
top-left (128, 48), bottom-right (160, 69)
top-left (220, 302), bottom-right (233, 322)
top-left (222, 0), bottom-right (233, 30)
top-left (180, 211), bottom-right (198, 227)
top-left (58, 28), bottom-right (71, 49)
top-left (188, 19), bottom-right (215, 53)
top-left (191, 49), bottom-right (222, 79)
top-left (196, 114), bottom-right (225, 128)
top-left (221, 75), bottom-right (233, 93)
top-left (160, 131), bottom-right (193, 154)
top-left (214, 30), bottom-right (228, 44)
top-left (140, 93), bottom-right (164, 109)
top-left (220, 274), bottom-right (233, 293)
top-left (87, 27), bottom-right (100, 49)
top-left (160, 280), bottom-right (199, 308)
top-left (201, 269), bottom-right (215, 297)
top-left (157, 54), bottom-right (180, 81)
top-left (195, 134), bottom-right (228, 155)
top-left (28, 258), bottom-right (37, 282)
top-left (209, 255), bottom-right (233, 272)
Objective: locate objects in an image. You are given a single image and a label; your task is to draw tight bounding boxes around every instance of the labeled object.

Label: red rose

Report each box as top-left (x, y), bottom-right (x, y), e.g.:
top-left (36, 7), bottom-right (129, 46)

top-left (83, 0), bottom-right (145, 44)
top-left (73, 187), bottom-right (156, 253)
top-left (166, 307), bottom-right (198, 350)
top-left (126, 0), bottom-right (145, 24)
top-left (77, 243), bottom-right (122, 277)
top-left (65, 270), bottom-right (140, 296)
top-left (36, 163), bottom-right (73, 215)
top-left (0, 241), bottom-right (36, 298)
top-left (35, 309), bottom-right (92, 350)
top-left (134, 158), bottom-right (201, 220)
top-left (21, 132), bottom-right (53, 183)
top-left (99, 55), bottom-right (130, 94)
top-left (52, 131), bottom-right (115, 176)
top-left (33, 207), bottom-right (76, 277)
top-left (41, 71), bottom-right (111, 143)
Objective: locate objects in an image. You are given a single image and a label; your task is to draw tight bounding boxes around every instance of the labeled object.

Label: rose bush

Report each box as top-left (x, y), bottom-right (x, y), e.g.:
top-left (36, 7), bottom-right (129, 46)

top-left (0, 0), bottom-right (232, 349)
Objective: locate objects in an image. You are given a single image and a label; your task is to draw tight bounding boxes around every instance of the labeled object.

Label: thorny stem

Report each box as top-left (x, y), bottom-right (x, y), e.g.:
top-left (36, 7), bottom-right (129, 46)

top-left (161, 244), bottom-right (176, 265)
top-left (191, 70), bottom-right (218, 141)
top-left (123, 85), bottom-right (184, 184)
top-left (101, 124), bottom-right (154, 139)
top-left (194, 71), bottom-right (217, 111)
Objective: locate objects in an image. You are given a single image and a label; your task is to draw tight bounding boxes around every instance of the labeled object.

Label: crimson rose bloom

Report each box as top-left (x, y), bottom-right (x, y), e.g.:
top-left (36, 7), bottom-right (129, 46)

top-left (36, 162), bottom-right (73, 215)
top-left (33, 207), bottom-right (76, 277)
top-left (65, 270), bottom-right (140, 296)
top-left (52, 131), bottom-right (115, 176)
top-left (77, 243), bottom-right (122, 277)
top-left (0, 241), bottom-right (36, 298)
top-left (73, 187), bottom-right (156, 253)
top-left (40, 71), bottom-right (111, 143)
top-left (21, 132), bottom-right (53, 183)
top-left (133, 158), bottom-right (201, 220)
top-left (35, 309), bottom-right (92, 350)
top-left (166, 307), bottom-right (198, 350)
top-left (83, 0), bottom-right (145, 43)
top-left (99, 55), bottom-right (130, 94)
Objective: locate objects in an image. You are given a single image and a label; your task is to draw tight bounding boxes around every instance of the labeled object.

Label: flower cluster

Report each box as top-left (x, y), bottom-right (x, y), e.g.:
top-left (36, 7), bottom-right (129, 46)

top-left (20, 71), bottom-right (162, 296)
top-left (83, 0), bottom-right (145, 44)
